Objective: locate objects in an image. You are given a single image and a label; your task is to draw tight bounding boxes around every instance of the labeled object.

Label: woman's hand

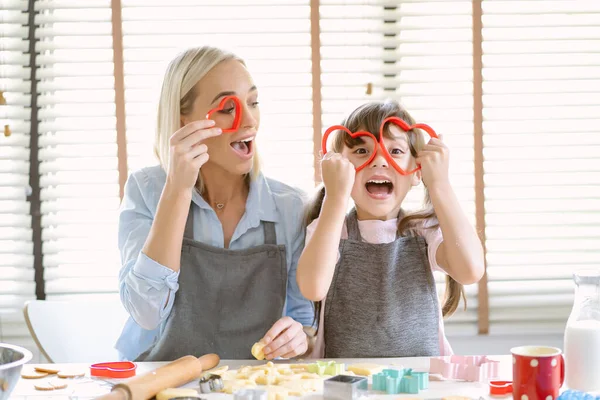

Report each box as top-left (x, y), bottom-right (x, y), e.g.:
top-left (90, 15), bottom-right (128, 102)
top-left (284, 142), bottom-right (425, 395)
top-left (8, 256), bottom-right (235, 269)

top-left (166, 119), bottom-right (222, 192)
top-left (260, 317), bottom-right (308, 360)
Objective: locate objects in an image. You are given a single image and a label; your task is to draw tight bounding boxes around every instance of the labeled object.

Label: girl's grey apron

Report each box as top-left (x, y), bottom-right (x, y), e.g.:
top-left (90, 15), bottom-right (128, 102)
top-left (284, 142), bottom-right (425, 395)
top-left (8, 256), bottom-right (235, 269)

top-left (324, 209), bottom-right (441, 358)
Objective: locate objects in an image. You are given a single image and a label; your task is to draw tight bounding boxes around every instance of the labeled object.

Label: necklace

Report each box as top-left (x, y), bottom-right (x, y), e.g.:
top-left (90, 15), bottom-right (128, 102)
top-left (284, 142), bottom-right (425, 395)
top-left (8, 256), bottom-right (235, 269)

top-left (216, 203), bottom-right (224, 210)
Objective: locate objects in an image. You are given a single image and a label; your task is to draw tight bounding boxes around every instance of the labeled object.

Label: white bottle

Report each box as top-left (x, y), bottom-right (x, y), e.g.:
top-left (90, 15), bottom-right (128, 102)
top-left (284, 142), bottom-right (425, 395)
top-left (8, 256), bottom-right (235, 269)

top-left (564, 269), bottom-right (600, 392)
top-left (564, 320), bottom-right (600, 391)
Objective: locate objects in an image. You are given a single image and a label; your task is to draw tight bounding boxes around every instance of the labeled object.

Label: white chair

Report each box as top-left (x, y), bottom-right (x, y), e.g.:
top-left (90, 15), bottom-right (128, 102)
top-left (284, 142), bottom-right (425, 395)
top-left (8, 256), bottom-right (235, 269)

top-left (23, 299), bottom-right (130, 363)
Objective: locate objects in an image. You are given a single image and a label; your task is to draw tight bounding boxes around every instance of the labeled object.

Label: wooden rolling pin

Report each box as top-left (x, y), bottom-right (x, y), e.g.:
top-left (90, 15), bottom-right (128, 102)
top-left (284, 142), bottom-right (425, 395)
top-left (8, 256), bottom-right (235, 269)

top-left (94, 353), bottom-right (220, 400)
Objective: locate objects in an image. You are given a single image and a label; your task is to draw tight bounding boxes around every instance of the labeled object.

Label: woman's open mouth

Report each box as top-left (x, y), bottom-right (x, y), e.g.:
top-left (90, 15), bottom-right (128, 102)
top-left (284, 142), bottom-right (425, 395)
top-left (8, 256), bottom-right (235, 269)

top-left (230, 137), bottom-right (254, 159)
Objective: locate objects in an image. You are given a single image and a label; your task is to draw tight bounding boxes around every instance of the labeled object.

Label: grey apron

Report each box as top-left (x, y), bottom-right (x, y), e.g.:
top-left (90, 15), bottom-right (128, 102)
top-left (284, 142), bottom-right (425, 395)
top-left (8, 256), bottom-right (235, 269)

top-left (138, 204), bottom-right (287, 361)
top-left (324, 209), bottom-right (440, 358)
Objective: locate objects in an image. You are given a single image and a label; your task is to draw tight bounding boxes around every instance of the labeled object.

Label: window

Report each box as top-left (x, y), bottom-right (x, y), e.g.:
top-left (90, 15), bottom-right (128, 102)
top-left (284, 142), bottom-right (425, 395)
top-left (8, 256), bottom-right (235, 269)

top-left (482, 0), bottom-right (600, 334)
top-left (35, 0), bottom-right (122, 300)
top-left (0, 0), bottom-right (36, 354)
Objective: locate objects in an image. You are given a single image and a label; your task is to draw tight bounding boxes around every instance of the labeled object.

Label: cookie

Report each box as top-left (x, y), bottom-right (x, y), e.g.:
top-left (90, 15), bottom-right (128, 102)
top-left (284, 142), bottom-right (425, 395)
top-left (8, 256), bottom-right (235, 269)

top-left (34, 366), bottom-right (60, 374)
top-left (21, 368), bottom-right (49, 379)
top-left (34, 381), bottom-right (55, 391)
top-left (57, 369), bottom-right (86, 378)
top-left (34, 378), bottom-right (68, 391)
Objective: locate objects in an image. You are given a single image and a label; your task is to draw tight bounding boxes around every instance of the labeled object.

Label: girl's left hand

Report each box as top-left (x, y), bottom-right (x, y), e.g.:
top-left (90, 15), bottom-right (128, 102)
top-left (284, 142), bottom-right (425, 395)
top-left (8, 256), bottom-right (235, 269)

top-left (415, 134), bottom-right (450, 189)
top-left (261, 316), bottom-right (308, 360)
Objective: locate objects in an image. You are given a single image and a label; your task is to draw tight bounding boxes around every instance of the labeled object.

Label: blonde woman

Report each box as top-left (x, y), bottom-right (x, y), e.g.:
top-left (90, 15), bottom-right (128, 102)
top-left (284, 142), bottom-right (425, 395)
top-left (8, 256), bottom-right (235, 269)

top-left (115, 46), bottom-right (313, 361)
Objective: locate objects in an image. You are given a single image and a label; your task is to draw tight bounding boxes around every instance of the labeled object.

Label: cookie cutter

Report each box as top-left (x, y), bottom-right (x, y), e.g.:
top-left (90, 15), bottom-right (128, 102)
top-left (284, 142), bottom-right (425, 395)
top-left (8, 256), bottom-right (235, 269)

top-left (489, 380), bottom-right (512, 396)
top-left (372, 368), bottom-right (429, 395)
top-left (323, 375), bottom-right (368, 400)
top-left (321, 125), bottom-right (378, 172)
top-left (233, 389), bottom-right (268, 400)
top-left (558, 390), bottom-right (600, 400)
top-left (199, 373), bottom-right (224, 393)
top-left (429, 355), bottom-right (500, 382)
top-left (379, 116), bottom-right (438, 175)
top-left (90, 361), bottom-right (137, 378)
top-left (307, 360), bottom-right (346, 376)
top-left (320, 117), bottom-right (438, 175)
top-left (206, 95), bottom-right (242, 133)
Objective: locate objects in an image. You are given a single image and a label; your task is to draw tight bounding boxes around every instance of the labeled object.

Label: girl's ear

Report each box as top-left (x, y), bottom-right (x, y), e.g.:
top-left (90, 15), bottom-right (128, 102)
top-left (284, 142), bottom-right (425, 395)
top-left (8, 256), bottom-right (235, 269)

top-left (412, 169), bottom-right (421, 186)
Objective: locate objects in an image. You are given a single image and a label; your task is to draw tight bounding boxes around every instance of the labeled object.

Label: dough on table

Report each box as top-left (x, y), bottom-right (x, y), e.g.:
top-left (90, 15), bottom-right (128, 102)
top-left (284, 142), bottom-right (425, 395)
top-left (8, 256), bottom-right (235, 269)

top-left (221, 360), bottom-right (373, 398)
top-left (262, 384), bottom-right (289, 400)
top-left (279, 378), bottom-right (323, 395)
top-left (347, 363), bottom-right (385, 376)
top-left (204, 365), bottom-right (229, 377)
top-left (222, 379), bottom-right (258, 394)
top-left (156, 388), bottom-right (199, 400)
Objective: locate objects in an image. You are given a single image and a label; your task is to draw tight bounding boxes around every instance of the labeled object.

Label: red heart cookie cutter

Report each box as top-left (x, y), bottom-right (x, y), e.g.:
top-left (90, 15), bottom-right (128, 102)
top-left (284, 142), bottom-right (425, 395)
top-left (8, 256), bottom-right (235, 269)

top-left (321, 125), bottom-right (379, 172)
top-left (379, 116), bottom-right (438, 175)
top-left (90, 361), bottom-right (137, 378)
top-left (206, 95), bottom-right (242, 133)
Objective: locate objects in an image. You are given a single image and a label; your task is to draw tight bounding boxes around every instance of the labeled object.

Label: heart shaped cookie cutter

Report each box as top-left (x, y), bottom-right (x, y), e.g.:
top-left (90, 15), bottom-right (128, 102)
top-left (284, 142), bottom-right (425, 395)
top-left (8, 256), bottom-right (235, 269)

top-left (206, 95), bottom-right (242, 133)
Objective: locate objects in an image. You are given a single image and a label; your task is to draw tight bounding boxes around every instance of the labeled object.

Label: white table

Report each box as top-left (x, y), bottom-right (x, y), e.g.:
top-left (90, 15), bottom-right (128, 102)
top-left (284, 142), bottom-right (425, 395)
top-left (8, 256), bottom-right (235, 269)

top-left (11, 356), bottom-right (513, 400)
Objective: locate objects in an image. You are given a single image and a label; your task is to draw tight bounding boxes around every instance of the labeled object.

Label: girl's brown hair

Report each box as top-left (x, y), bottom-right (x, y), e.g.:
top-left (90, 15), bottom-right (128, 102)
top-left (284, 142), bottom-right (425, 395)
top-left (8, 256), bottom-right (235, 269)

top-left (306, 100), bottom-right (466, 330)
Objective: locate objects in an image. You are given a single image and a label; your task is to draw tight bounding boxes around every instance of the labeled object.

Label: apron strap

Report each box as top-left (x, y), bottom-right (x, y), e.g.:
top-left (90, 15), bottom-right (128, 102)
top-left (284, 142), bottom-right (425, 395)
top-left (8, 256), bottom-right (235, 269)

top-left (184, 204), bottom-right (194, 239)
top-left (263, 221), bottom-right (277, 245)
top-left (346, 208), bottom-right (363, 242)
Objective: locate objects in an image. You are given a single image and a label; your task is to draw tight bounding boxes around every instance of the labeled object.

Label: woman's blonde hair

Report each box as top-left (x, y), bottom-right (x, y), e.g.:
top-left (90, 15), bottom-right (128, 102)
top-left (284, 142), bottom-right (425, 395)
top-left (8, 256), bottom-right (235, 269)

top-left (154, 46), bottom-right (261, 188)
top-left (307, 100), bottom-right (466, 329)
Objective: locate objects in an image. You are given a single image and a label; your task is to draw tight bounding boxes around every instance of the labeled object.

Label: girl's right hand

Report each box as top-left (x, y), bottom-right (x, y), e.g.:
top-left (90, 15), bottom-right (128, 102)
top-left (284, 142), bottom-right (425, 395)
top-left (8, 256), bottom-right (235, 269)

top-left (166, 120), bottom-right (222, 192)
top-left (321, 151), bottom-right (355, 201)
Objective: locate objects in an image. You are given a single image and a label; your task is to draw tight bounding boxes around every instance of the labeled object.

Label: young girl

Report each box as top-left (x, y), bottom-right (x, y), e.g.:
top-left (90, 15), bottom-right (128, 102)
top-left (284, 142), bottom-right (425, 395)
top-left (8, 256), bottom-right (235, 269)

top-left (297, 100), bottom-right (484, 358)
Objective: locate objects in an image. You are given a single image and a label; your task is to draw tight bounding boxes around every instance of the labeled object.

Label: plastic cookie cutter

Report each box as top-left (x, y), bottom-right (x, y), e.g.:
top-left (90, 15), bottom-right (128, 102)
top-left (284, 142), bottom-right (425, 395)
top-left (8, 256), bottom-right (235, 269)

top-left (206, 95), bottom-right (242, 133)
top-left (429, 355), bottom-right (500, 382)
top-left (489, 380), bottom-right (512, 396)
top-left (323, 375), bottom-right (368, 400)
top-left (320, 117), bottom-right (438, 175)
top-left (233, 389), bottom-right (268, 400)
top-left (307, 360), bottom-right (346, 376)
top-left (557, 390), bottom-right (600, 400)
top-left (372, 368), bottom-right (429, 395)
top-left (379, 116), bottom-right (438, 176)
top-left (199, 373), bottom-right (224, 393)
top-left (321, 125), bottom-right (378, 172)
top-left (90, 361), bottom-right (137, 378)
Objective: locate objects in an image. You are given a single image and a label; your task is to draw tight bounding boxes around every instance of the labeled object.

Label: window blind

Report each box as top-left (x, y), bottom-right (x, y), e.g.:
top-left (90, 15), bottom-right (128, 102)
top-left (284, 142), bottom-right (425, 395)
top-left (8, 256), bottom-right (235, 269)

top-left (121, 0), bottom-right (315, 193)
top-left (34, 0), bottom-right (122, 300)
top-left (0, 0), bottom-right (37, 355)
top-left (319, 0), bottom-right (478, 335)
top-left (482, 0), bottom-right (600, 334)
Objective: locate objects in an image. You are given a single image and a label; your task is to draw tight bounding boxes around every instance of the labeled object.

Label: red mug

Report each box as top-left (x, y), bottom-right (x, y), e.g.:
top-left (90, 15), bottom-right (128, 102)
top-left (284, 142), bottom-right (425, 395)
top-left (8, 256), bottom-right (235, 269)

top-left (511, 346), bottom-right (565, 400)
